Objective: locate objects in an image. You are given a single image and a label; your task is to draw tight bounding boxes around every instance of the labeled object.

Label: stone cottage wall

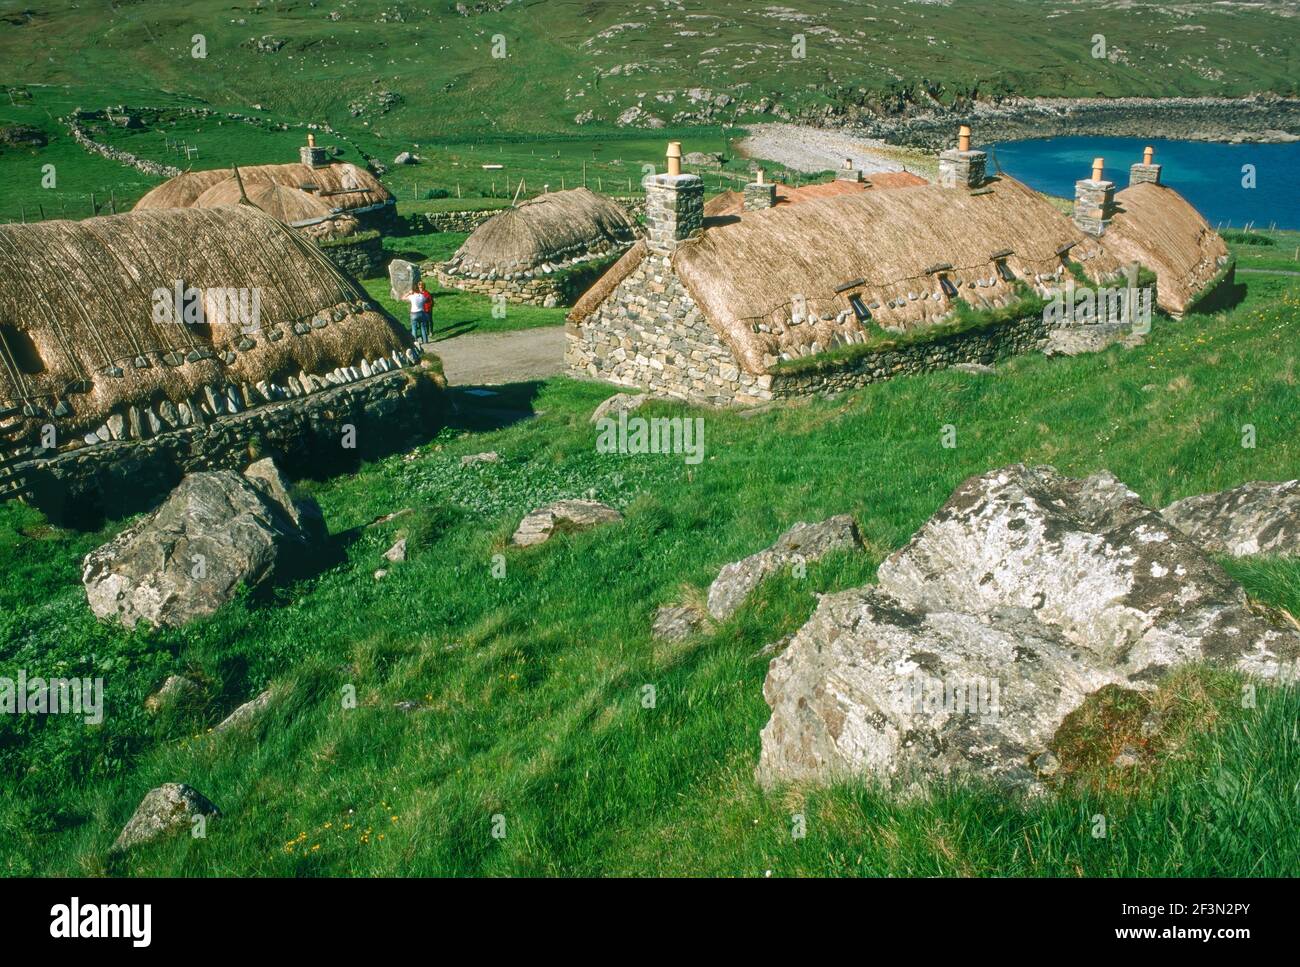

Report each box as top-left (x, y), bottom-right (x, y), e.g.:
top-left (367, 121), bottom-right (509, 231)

top-left (566, 253), bottom-right (772, 406)
top-left (320, 232), bottom-right (384, 279)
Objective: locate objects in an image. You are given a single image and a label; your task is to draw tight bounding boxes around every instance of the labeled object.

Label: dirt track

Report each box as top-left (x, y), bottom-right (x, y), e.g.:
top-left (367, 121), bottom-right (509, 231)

top-left (429, 325), bottom-right (566, 387)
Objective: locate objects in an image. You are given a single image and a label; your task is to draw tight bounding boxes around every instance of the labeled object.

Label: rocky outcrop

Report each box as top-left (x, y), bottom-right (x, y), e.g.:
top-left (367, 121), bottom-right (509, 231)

top-left (708, 515), bottom-right (862, 620)
top-left (756, 466), bottom-right (1300, 792)
top-left (510, 499), bottom-right (622, 547)
top-left (83, 459), bottom-right (321, 629)
top-left (144, 675), bottom-right (202, 714)
top-left (1160, 480), bottom-right (1299, 557)
top-left (111, 784), bottom-right (220, 853)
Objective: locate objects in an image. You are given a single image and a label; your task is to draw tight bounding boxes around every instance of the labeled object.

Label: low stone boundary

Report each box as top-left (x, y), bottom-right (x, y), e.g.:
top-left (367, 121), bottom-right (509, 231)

top-left (768, 313), bottom-right (1051, 398)
top-left (15, 368), bottom-right (444, 523)
top-left (413, 197), bottom-right (645, 234)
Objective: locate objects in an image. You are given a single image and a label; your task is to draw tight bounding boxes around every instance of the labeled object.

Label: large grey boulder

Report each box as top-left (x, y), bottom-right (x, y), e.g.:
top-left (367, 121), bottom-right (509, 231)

top-left (83, 459), bottom-right (320, 630)
top-left (875, 465), bottom-right (1295, 681)
top-left (111, 783), bottom-right (220, 854)
top-left (757, 587), bottom-right (1130, 791)
top-left (708, 515), bottom-right (862, 620)
top-left (1160, 480), bottom-right (1299, 557)
top-left (388, 258), bottom-right (420, 301)
top-left (756, 465), bottom-right (1300, 792)
top-left (510, 499), bottom-right (622, 547)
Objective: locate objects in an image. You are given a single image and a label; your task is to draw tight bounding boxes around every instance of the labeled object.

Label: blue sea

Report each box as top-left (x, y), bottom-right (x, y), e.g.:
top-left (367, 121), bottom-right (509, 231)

top-left (988, 136), bottom-right (1300, 230)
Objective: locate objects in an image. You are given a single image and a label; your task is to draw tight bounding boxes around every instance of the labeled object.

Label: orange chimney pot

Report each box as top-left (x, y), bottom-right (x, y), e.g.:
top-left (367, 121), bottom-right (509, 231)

top-left (666, 141), bottom-right (682, 177)
top-left (1143, 145), bottom-right (1154, 166)
top-left (958, 125), bottom-right (971, 152)
top-left (1092, 157), bottom-right (1105, 182)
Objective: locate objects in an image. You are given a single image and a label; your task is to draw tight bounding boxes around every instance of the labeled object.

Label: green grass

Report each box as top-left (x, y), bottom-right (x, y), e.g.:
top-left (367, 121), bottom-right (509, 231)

top-left (1, 1), bottom-right (1295, 145)
top-left (1, 250), bottom-right (1297, 876)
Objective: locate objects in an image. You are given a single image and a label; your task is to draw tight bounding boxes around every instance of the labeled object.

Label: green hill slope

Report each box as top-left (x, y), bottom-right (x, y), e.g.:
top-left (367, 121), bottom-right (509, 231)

top-left (2, 0), bottom-right (1297, 139)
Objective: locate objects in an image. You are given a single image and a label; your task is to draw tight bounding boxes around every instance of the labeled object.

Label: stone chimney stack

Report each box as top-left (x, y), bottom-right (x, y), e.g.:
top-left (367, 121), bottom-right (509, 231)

top-left (743, 168), bottom-right (777, 211)
top-left (835, 157), bottom-right (863, 183)
top-left (1074, 156), bottom-right (1116, 237)
top-left (1129, 145), bottom-right (1162, 187)
top-left (300, 132), bottom-right (329, 168)
top-left (643, 141), bottom-right (704, 254)
top-left (938, 125), bottom-right (987, 189)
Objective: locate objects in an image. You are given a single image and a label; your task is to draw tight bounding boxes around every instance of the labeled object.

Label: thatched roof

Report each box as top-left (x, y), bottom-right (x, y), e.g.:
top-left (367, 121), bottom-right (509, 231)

top-left (443, 188), bottom-right (639, 279)
top-left (672, 176), bottom-right (1125, 373)
top-left (194, 180), bottom-right (334, 223)
top-left (134, 161), bottom-right (392, 215)
top-left (569, 241), bottom-right (648, 324)
top-left (703, 172), bottom-right (928, 219)
top-left (0, 206), bottom-right (412, 443)
top-left (1099, 182), bottom-right (1230, 314)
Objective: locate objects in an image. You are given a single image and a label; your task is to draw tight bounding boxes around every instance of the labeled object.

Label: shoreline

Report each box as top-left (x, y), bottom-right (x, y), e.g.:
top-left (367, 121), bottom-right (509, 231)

top-left (827, 95), bottom-right (1300, 150)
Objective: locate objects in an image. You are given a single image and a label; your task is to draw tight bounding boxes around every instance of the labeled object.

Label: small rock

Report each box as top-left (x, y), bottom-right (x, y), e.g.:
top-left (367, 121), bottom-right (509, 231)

top-left (589, 392), bottom-right (648, 424)
top-left (510, 499), bottom-right (622, 547)
top-left (1160, 480), bottom-right (1299, 557)
top-left (652, 604), bottom-right (705, 642)
top-left (383, 538), bottom-right (407, 563)
top-left (144, 675), bottom-right (201, 714)
top-left (111, 783), bottom-right (220, 854)
top-left (213, 688), bottom-right (273, 734)
top-left (460, 451), bottom-right (499, 467)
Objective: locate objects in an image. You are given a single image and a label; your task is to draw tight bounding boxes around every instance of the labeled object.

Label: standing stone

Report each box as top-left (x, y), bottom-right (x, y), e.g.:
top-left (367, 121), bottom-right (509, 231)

top-left (389, 259), bottom-right (420, 301)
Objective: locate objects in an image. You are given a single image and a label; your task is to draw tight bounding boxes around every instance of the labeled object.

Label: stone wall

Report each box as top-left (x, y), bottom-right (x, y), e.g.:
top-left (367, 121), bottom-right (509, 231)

top-left (768, 312), bottom-right (1051, 398)
top-left (566, 252), bottom-right (773, 406)
top-left (414, 198), bottom-right (645, 234)
top-left (14, 367), bottom-right (444, 523)
top-left (434, 251), bottom-right (624, 308)
top-left (320, 232), bottom-right (384, 279)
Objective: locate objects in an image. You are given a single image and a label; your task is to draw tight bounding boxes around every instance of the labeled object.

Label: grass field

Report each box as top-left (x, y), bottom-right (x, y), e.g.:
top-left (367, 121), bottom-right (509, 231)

top-left (1, 237), bottom-right (1297, 877)
top-left (2, 1), bottom-right (1296, 143)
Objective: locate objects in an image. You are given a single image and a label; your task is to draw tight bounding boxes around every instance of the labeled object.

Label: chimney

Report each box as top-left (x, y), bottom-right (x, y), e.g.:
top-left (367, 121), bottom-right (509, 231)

top-left (1129, 144), bottom-right (1162, 187)
top-left (938, 125), bottom-right (987, 189)
top-left (300, 131), bottom-right (328, 168)
top-left (835, 157), bottom-right (863, 183)
top-left (1073, 157), bottom-right (1116, 237)
top-left (643, 142), bottom-right (704, 254)
top-left (743, 167), bottom-right (777, 211)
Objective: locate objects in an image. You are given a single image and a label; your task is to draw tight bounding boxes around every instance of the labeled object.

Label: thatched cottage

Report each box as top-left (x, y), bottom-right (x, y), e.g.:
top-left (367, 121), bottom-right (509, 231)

top-left (566, 136), bottom-right (1233, 406)
top-left (0, 205), bottom-right (437, 516)
top-left (435, 187), bottom-right (640, 307)
top-left (134, 136), bottom-right (396, 275)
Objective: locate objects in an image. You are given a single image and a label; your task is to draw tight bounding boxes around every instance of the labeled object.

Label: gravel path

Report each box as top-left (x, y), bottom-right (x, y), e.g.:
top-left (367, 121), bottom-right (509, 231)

top-left (734, 122), bottom-right (918, 175)
top-left (428, 325), bottom-right (566, 386)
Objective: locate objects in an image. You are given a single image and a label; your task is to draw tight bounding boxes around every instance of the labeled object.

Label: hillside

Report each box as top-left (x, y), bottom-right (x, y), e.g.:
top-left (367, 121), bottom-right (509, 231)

top-left (2, 0), bottom-right (1297, 140)
top-left (2, 235), bottom-right (1297, 876)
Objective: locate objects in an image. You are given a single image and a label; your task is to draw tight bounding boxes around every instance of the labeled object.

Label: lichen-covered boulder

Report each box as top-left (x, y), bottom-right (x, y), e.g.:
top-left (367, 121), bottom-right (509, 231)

top-left (708, 515), bottom-right (862, 620)
top-left (1160, 480), bottom-right (1299, 557)
top-left (510, 499), bottom-right (622, 547)
top-left (83, 459), bottom-right (320, 630)
top-left (876, 465), bottom-right (1295, 681)
top-left (757, 587), bottom-right (1130, 790)
top-left (589, 392), bottom-right (648, 425)
top-left (756, 465), bottom-right (1300, 792)
top-left (111, 783), bottom-right (220, 854)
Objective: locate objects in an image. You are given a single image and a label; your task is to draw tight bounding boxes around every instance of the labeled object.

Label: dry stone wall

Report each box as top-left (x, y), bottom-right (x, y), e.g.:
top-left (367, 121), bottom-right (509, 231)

top-left (14, 368), bottom-right (442, 523)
